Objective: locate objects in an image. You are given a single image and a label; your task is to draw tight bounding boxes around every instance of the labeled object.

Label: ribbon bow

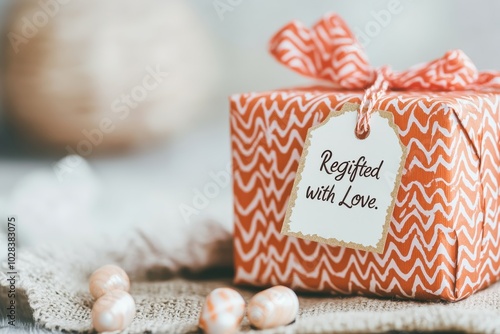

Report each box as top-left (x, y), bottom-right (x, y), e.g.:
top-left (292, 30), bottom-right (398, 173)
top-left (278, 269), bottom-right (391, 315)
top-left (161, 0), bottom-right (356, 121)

top-left (270, 13), bottom-right (500, 91)
top-left (269, 13), bottom-right (500, 137)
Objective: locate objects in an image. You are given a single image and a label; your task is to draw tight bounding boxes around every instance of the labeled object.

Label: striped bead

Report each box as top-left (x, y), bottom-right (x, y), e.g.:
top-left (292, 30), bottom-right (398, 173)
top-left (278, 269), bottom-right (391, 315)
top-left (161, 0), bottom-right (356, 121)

top-left (89, 264), bottom-right (130, 299)
top-left (199, 288), bottom-right (245, 334)
top-left (247, 286), bottom-right (299, 329)
top-left (91, 290), bottom-right (136, 332)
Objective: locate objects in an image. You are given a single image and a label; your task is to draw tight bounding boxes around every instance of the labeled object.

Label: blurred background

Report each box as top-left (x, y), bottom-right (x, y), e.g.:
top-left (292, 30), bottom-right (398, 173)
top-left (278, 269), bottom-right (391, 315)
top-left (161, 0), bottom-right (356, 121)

top-left (0, 0), bottom-right (498, 252)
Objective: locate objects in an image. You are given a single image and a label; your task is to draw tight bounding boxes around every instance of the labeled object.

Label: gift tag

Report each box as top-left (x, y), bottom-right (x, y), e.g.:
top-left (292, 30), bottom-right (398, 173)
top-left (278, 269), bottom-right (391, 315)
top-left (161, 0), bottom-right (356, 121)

top-left (282, 102), bottom-right (407, 253)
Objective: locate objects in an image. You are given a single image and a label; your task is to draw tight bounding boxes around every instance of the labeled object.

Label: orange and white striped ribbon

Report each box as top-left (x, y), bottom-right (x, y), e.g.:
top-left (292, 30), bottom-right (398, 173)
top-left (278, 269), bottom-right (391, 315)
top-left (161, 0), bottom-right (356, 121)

top-left (269, 13), bottom-right (500, 137)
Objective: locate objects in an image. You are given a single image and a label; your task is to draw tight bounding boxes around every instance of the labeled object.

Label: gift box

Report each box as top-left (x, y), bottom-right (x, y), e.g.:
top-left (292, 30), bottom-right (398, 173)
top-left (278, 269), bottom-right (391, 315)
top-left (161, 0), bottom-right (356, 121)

top-left (230, 13), bottom-right (500, 301)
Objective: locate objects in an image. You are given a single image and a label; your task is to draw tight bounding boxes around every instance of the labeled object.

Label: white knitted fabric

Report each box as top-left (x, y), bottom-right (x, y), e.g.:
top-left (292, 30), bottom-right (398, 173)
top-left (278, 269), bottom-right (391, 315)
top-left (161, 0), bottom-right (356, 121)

top-left (1, 241), bottom-right (500, 333)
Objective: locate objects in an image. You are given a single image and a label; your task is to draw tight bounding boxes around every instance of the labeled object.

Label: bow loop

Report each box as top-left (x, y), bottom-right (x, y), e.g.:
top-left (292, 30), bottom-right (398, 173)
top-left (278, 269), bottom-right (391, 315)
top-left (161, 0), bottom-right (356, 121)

top-left (388, 50), bottom-right (478, 91)
top-left (269, 13), bottom-right (374, 89)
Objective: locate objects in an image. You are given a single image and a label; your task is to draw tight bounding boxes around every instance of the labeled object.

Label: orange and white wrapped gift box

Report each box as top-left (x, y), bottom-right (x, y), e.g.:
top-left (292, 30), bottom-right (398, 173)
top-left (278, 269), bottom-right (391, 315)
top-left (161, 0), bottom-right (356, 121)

top-left (230, 13), bottom-right (500, 301)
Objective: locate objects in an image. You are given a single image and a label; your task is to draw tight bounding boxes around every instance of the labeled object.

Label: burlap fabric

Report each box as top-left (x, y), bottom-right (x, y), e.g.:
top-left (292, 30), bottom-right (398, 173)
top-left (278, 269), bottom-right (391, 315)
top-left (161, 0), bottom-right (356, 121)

top-left (1, 245), bottom-right (500, 333)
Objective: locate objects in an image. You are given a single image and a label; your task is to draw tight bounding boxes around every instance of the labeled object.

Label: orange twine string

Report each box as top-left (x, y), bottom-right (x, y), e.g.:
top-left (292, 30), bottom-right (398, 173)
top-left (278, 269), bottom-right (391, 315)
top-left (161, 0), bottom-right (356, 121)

top-left (355, 67), bottom-right (391, 139)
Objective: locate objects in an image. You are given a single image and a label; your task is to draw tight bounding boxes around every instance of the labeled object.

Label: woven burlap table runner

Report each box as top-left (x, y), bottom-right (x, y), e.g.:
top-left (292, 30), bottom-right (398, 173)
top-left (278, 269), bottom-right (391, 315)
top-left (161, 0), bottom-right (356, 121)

top-left (1, 244), bottom-right (500, 333)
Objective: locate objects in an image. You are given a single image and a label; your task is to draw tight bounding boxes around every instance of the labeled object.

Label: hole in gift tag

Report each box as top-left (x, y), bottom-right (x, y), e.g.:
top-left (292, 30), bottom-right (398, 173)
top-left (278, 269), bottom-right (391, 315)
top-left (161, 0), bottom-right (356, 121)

top-left (355, 125), bottom-right (370, 140)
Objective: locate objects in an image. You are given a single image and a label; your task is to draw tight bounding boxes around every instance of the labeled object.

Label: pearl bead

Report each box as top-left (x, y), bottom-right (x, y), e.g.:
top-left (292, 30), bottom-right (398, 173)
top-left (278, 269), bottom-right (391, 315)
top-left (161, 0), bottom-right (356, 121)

top-left (92, 290), bottom-right (136, 332)
top-left (247, 286), bottom-right (299, 329)
top-left (199, 288), bottom-right (245, 334)
top-left (89, 264), bottom-right (130, 299)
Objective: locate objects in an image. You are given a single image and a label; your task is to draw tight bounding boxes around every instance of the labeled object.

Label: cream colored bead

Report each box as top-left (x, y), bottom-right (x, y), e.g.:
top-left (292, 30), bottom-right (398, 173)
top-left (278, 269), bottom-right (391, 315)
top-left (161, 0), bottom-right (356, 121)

top-left (199, 288), bottom-right (245, 334)
top-left (92, 290), bottom-right (136, 333)
top-left (89, 264), bottom-right (130, 299)
top-left (247, 286), bottom-right (299, 329)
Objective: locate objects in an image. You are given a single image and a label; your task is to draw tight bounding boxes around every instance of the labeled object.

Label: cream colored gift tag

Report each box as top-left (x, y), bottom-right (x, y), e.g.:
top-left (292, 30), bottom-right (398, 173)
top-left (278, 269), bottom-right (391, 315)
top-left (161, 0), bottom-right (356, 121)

top-left (282, 103), bottom-right (407, 253)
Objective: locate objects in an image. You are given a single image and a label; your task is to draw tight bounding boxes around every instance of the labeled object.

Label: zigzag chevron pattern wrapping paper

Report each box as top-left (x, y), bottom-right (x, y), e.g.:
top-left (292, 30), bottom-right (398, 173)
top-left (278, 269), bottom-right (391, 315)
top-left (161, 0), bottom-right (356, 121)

top-left (230, 87), bottom-right (500, 301)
